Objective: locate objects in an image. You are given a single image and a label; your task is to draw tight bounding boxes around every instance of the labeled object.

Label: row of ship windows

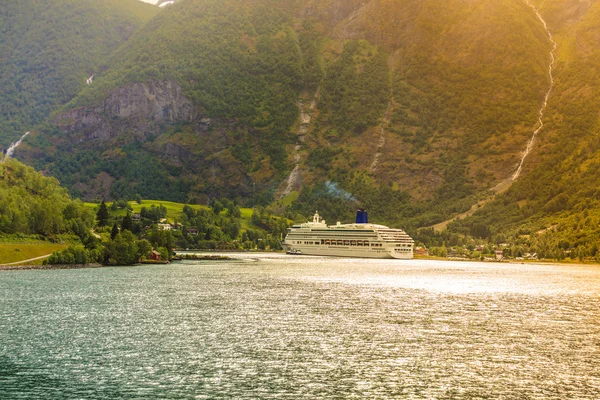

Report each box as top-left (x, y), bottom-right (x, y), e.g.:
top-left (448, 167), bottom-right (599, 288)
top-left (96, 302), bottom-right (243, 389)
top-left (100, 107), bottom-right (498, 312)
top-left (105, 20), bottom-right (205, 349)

top-left (291, 236), bottom-right (411, 243)
top-left (291, 233), bottom-right (377, 238)
top-left (293, 240), bottom-right (412, 247)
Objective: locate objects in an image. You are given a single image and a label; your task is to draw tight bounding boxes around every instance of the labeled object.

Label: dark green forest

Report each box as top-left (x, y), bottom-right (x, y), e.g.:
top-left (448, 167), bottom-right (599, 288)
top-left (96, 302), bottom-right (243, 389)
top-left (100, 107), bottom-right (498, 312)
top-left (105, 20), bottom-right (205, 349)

top-left (71, 0), bottom-right (308, 141)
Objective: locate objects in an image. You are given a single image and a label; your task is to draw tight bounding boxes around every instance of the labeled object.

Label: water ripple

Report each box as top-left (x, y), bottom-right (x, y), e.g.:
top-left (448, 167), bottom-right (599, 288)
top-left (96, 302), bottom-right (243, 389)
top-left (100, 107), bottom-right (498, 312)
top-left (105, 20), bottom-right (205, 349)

top-left (0, 257), bottom-right (598, 398)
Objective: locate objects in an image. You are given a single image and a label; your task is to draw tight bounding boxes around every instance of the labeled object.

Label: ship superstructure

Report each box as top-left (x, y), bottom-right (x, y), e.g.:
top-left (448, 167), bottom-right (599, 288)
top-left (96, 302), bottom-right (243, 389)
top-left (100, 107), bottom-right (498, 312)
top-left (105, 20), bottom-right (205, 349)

top-left (283, 210), bottom-right (414, 259)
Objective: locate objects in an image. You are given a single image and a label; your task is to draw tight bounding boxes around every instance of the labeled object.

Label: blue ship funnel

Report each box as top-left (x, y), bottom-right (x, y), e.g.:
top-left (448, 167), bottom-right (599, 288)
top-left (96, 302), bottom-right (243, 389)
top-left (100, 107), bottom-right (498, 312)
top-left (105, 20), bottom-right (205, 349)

top-left (356, 209), bottom-right (368, 224)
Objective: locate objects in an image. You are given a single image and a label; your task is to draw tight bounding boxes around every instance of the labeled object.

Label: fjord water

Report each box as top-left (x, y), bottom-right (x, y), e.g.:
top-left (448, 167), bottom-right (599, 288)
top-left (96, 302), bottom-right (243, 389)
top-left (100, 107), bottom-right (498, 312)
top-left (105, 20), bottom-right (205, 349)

top-left (1, 255), bottom-right (599, 399)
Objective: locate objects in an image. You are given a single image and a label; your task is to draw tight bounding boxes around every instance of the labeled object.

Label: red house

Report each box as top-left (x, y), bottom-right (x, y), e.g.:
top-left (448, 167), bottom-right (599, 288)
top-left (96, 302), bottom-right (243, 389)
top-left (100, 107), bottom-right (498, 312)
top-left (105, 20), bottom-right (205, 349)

top-left (149, 250), bottom-right (161, 261)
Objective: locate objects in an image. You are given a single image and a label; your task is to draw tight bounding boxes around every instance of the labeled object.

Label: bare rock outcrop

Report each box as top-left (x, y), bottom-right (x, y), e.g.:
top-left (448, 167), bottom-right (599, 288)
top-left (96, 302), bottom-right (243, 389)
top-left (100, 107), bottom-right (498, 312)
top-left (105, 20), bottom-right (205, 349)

top-left (56, 80), bottom-right (196, 142)
top-left (103, 80), bottom-right (194, 122)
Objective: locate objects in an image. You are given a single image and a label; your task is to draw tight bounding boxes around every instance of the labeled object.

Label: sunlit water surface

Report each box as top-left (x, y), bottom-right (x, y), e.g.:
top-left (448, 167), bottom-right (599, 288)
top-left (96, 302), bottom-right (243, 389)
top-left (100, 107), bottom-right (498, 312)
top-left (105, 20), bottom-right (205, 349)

top-left (1, 254), bottom-right (599, 399)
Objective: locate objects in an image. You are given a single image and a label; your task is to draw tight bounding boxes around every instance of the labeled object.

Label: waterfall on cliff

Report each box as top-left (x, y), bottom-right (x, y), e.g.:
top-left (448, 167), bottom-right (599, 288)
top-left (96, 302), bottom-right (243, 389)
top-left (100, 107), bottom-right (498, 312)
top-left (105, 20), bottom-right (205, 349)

top-left (512, 1), bottom-right (556, 180)
top-left (1, 132), bottom-right (30, 163)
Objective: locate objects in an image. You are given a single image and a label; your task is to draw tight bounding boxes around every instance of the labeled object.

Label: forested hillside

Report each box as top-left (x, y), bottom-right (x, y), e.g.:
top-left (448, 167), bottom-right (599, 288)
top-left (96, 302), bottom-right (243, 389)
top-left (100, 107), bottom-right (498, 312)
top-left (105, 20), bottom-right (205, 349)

top-left (18, 1), bottom-right (550, 207)
top-left (299, 0), bottom-right (553, 225)
top-left (21, 0), bottom-right (313, 203)
top-left (0, 158), bottom-right (94, 236)
top-left (6, 0), bottom-right (600, 258)
top-left (0, 0), bottom-right (157, 147)
top-left (448, 0), bottom-right (600, 259)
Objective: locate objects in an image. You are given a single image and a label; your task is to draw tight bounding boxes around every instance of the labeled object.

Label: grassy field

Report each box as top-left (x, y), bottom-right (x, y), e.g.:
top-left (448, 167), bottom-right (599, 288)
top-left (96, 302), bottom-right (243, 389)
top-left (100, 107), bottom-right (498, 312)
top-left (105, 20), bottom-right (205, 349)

top-left (84, 200), bottom-right (207, 221)
top-left (239, 207), bottom-right (255, 230)
top-left (272, 191), bottom-right (299, 209)
top-left (85, 200), bottom-right (260, 230)
top-left (0, 243), bottom-right (69, 265)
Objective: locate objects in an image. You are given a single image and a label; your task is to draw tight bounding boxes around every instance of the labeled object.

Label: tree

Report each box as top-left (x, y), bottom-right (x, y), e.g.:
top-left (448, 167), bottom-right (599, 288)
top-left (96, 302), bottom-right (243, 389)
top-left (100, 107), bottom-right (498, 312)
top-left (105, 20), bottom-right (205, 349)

top-left (122, 214), bottom-right (133, 232)
top-left (103, 230), bottom-right (140, 265)
top-left (224, 221), bottom-right (241, 240)
top-left (230, 205), bottom-right (242, 219)
top-left (146, 227), bottom-right (175, 259)
top-left (96, 201), bottom-right (109, 227)
top-left (140, 205), bottom-right (167, 222)
top-left (137, 239), bottom-right (152, 260)
top-left (157, 247), bottom-right (169, 261)
top-left (183, 204), bottom-right (195, 219)
top-left (110, 222), bottom-right (119, 240)
top-left (470, 223), bottom-right (491, 239)
top-left (211, 200), bottom-right (223, 215)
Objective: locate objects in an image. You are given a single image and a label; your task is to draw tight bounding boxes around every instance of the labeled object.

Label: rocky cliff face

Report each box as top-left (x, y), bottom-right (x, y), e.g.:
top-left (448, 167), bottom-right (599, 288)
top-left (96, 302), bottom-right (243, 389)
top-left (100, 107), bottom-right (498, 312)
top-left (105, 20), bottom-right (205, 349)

top-left (56, 80), bottom-right (195, 142)
top-left (45, 78), bottom-right (258, 202)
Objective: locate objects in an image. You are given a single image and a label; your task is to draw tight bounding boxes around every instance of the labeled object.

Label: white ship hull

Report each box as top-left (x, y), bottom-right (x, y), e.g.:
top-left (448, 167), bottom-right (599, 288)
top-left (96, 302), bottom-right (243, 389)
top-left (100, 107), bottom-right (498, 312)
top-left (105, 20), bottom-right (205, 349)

top-left (283, 244), bottom-right (412, 259)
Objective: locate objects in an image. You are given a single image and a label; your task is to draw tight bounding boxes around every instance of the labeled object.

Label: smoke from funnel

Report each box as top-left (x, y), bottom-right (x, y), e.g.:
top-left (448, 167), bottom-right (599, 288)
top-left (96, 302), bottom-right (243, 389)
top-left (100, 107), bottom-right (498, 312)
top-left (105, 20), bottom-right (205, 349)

top-left (324, 181), bottom-right (357, 202)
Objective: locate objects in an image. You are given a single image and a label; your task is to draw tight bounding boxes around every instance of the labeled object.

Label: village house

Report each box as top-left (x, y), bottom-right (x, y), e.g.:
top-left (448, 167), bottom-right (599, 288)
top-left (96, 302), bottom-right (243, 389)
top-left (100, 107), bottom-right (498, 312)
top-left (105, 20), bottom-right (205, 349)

top-left (158, 223), bottom-right (172, 231)
top-left (414, 246), bottom-right (429, 256)
top-left (524, 252), bottom-right (538, 260)
top-left (447, 248), bottom-right (459, 258)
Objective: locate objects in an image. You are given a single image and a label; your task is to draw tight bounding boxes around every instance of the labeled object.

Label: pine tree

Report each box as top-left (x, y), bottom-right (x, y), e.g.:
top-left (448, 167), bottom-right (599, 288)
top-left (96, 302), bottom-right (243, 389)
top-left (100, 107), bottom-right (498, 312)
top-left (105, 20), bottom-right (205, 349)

top-left (122, 214), bottom-right (133, 232)
top-left (110, 222), bottom-right (119, 240)
top-left (96, 201), bottom-right (109, 227)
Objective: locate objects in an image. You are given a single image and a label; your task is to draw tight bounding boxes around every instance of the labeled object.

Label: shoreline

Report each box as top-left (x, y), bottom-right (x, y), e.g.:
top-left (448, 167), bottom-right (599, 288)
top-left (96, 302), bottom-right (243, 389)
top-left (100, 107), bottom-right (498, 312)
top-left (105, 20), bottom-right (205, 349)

top-left (0, 263), bottom-right (104, 271)
top-left (0, 254), bottom-right (235, 271)
top-left (2, 254), bottom-right (599, 271)
top-left (415, 255), bottom-right (600, 268)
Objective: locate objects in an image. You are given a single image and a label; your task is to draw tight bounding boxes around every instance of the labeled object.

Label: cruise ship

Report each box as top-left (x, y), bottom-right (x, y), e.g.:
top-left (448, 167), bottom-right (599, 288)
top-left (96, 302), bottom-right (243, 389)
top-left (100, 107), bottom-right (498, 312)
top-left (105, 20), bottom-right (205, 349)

top-left (283, 210), bottom-right (414, 259)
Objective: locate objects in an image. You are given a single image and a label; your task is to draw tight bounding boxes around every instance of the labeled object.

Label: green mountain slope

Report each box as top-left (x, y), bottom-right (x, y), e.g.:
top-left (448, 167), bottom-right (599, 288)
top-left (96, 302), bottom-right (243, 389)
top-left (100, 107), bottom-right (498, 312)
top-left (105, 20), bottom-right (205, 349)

top-left (22, 0), bottom-right (311, 203)
top-left (17, 0), bottom-right (550, 209)
top-left (448, 0), bottom-right (600, 259)
top-left (0, 158), bottom-right (94, 236)
top-left (303, 0), bottom-right (552, 203)
top-left (0, 0), bottom-right (158, 147)
top-left (9, 0), bottom-right (600, 256)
